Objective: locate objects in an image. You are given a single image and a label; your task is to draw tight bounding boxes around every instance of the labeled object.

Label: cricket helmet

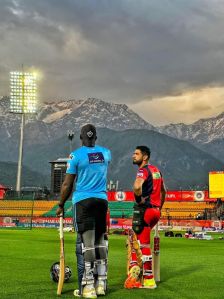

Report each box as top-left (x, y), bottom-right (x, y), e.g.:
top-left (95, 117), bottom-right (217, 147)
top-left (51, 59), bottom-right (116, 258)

top-left (50, 262), bottom-right (72, 282)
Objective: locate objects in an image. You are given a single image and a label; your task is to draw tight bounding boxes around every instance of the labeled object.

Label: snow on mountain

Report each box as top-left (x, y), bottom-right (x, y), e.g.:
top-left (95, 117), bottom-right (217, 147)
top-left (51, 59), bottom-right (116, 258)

top-left (1, 96), bottom-right (224, 186)
top-left (0, 97), bottom-right (21, 141)
top-left (1, 95), bottom-right (223, 147)
top-left (37, 99), bottom-right (84, 122)
top-left (157, 112), bottom-right (224, 144)
top-left (0, 96), bottom-right (154, 149)
top-left (42, 109), bottom-right (73, 123)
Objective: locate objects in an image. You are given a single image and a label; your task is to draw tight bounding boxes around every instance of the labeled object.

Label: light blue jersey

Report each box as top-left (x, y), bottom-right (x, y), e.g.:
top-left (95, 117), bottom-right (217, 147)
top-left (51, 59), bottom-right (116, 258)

top-left (66, 145), bottom-right (111, 204)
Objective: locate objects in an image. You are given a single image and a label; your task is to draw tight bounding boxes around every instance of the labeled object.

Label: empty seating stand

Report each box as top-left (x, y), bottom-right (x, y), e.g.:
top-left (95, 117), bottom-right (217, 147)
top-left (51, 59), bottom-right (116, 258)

top-left (0, 199), bottom-right (216, 220)
top-left (161, 201), bottom-right (215, 219)
top-left (108, 202), bottom-right (134, 218)
top-left (0, 200), bottom-right (58, 217)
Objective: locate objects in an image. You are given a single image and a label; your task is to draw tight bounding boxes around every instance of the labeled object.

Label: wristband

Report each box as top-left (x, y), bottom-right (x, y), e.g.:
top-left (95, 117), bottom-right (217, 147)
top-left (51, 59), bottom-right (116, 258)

top-left (58, 203), bottom-right (64, 208)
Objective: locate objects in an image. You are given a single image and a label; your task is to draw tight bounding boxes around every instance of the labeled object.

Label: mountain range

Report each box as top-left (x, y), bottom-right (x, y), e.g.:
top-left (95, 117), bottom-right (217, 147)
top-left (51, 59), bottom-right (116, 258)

top-left (0, 96), bottom-right (223, 189)
top-left (157, 113), bottom-right (224, 144)
top-left (0, 96), bottom-right (154, 148)
top-left (157, 112), bottom-right (224, 163)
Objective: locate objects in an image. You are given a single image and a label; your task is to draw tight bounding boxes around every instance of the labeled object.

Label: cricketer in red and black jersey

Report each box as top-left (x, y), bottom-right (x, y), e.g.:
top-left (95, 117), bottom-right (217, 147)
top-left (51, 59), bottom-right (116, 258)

top-left (128, 145), bottom-right (166, 285)
top-left (133, 146), bottom-right (166, 209)
top-left (136, 164), bottom-right (164, 208)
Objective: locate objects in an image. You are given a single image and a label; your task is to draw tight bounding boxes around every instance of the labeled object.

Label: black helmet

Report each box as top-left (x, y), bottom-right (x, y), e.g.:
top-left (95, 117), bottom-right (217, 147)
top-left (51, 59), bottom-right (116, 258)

top-left (50, 262), bottom-right (72, 283)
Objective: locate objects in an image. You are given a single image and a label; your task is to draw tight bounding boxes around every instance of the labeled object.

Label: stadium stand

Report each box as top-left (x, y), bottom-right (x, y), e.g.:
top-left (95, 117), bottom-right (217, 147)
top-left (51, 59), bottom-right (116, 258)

top-left (0, 199), bottom-right (217, 220)
top-left (161, 202), bottom-right (216, 219)
top-left (0, 200), bottom-right (58, 217)
top-left (108, 202), bottom-right (134, 218)
top-left (43, 201), bottom-right (73, 217)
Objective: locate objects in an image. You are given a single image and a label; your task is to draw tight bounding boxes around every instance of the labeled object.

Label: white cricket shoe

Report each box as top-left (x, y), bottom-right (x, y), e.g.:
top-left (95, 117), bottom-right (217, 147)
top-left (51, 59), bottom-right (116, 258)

top-left (82, 284), bottom-right (97, 299)
top-left (74, 289), bottom-right (81, 297)
top-left (96, 280), bottom-right (105, 296)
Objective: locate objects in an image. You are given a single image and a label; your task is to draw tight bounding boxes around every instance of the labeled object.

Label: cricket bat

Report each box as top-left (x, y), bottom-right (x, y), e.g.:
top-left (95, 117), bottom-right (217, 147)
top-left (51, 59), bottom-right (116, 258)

top-left (126, 229), bottom-right (143, 275)
top-left (57, 215), bottom-right (65, 295)
top-left (153, 223), bottom-right (160, 282)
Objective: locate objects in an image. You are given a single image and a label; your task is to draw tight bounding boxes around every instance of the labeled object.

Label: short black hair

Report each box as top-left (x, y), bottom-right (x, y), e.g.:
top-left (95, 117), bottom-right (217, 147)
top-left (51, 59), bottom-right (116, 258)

top-left (136, 145), bottom-right (151, 159)
top-left (80, 124), bottom-right (97, 146)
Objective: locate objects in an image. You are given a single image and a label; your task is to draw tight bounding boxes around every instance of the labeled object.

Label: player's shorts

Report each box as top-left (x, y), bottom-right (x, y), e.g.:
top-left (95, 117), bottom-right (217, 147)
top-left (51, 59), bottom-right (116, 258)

top-left (144, 207), bottom-right (161, 229)
top-left (74, 198), bottom-right (108, 234)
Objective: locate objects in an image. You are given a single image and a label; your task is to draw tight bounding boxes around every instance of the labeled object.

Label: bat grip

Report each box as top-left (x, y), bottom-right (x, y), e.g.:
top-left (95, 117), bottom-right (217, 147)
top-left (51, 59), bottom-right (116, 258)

top-left (59, 215), bottom-right (64, 239)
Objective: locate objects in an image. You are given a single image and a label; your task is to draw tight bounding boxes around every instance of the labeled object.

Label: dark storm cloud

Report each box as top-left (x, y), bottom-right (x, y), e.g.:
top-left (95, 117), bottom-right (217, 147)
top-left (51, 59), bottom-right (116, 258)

top-left (1, 0), bottom-right (224, 103)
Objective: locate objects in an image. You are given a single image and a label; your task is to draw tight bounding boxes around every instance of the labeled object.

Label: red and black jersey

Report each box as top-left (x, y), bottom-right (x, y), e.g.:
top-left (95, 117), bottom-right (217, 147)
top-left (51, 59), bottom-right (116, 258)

top-left (136, 164), bottom-right (163, 207)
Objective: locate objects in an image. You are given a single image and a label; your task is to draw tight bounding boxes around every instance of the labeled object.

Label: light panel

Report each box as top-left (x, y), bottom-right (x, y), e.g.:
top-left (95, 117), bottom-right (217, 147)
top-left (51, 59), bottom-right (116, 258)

top-left (10, 71), bottom-right (37, 113)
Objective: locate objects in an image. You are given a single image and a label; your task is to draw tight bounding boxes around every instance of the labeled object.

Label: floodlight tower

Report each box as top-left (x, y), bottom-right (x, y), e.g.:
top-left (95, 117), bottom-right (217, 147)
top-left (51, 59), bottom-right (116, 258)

top-left (10, 70), bottom-right (37, 192)
top-left (67, 130), bottom-right (74, 153)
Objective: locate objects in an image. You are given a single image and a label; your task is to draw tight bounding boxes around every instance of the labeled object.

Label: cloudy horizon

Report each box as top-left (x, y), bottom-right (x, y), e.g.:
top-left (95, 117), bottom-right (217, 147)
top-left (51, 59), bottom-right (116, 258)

top-left (1, 0), bottom-right (224, 125)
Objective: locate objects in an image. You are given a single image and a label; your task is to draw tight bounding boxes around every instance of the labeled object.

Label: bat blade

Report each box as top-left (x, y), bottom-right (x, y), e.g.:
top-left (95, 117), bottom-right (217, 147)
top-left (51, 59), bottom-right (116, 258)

top-left (126, 229), bottom-right (143, 275)
top-left (153, 223), bottom-right (160, 282)
top-left (57, 216), bottom-right (65, 295)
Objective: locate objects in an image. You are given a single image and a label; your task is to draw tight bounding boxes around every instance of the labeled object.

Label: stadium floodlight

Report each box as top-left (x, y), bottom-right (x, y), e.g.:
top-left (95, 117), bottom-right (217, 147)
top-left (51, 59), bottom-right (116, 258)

top-left (67, 130), bottom-right (74, 153)
top-left (10, 70), bottom-right (38, 192)
top-left (10, 71), bottom-right (37, 113)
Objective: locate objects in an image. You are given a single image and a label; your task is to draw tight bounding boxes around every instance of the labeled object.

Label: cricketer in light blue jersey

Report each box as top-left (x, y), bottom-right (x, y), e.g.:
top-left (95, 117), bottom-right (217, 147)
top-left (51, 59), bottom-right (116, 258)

top-left (56, 124), bottom-right (111, 297)
top-left (66, 145), bottom-right (111, 204)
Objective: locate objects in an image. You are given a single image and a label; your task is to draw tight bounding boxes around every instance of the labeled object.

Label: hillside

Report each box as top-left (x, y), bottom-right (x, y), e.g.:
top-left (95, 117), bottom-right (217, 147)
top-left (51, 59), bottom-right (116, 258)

top-left (0, 161), bottom-right (49, 188)
top-left (22, 128), bottom-right (224, 189)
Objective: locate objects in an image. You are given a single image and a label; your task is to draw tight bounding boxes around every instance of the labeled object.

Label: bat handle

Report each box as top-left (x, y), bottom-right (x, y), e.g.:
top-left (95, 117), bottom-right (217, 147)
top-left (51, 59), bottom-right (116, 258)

top-left (59, 215), bottom-right (64, 239)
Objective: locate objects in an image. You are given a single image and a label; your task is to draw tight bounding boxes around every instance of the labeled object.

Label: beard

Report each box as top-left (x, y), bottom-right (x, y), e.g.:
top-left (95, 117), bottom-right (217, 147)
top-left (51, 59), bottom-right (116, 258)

top-left (133, 160), bottom-right (142, 166)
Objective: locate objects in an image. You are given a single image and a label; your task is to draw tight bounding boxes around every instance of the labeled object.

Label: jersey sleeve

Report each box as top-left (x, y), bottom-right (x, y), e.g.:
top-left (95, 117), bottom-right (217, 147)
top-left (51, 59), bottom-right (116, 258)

top-left (136, 168), bottom-right (148, 180)
top-left (66, 153), bottom-right (78, 174)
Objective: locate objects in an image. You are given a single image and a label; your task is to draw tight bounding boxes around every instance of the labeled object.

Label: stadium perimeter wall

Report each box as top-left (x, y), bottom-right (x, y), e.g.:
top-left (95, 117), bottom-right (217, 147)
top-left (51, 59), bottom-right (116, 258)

top-left (1, 216), bottom-right (223, 230)
top-left (0, 189), bottom-right (223, 228)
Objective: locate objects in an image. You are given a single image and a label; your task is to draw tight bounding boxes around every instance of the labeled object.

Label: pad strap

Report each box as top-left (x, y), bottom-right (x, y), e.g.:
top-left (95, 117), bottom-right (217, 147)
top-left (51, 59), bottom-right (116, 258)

top-left (81, 244), bottom-right (95, 253)
top-left (82, 261), bottom-right (94, 285)
top-left (142, 255), bottom-right (152, 262)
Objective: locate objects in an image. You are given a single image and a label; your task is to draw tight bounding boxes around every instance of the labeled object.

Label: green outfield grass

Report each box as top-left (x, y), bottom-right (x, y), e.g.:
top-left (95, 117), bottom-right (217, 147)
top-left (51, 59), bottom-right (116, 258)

top-left (0, 229), bottom-right (223, 299)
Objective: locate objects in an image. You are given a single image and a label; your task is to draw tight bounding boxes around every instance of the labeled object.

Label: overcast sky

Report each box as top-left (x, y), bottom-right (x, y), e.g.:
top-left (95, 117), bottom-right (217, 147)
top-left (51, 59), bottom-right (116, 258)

top-left (1, 0), bottom-right (224, 125)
